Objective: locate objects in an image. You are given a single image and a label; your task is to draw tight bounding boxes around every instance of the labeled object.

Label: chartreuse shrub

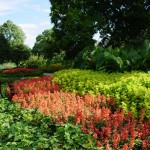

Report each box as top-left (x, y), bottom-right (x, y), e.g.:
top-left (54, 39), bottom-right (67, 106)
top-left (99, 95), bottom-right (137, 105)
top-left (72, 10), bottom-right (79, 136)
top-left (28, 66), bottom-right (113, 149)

top-left (0, 98), bottom-right (99, 149)
top-left (53, 69), bottom-right (150, 119)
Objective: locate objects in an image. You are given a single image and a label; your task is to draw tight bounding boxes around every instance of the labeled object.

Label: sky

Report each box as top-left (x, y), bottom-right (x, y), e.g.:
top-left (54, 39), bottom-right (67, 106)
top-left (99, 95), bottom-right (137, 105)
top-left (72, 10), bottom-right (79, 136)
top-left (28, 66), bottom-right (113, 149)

top-left (0, 0), bottom-right (53, 48)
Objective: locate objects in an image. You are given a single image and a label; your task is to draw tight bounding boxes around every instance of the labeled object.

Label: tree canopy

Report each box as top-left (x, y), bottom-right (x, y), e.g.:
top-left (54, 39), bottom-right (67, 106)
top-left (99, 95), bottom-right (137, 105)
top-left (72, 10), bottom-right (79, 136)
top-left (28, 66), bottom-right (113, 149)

top-left (32, 29), bottom-right (60, 59)
top-left (10, 43), bottom-right (31, 67)
top-left (0, 20), bottom-right (30, 65)
top-left (0, 33), bottom-right (11, 63)
top-left (50, 0), bottom-right (96, 59)
top-left (0, 20), bottom-right (26, 45)
top-left (32, 29), bottom-right (53, 55)
top-left (49, 0), bottom-right (150, 59)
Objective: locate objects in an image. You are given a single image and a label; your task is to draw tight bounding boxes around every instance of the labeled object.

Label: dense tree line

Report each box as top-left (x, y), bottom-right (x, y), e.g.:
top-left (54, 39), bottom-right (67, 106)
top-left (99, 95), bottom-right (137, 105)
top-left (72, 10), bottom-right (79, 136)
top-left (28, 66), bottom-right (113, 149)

top-left (1, 1), bottom-right (149, 68)
top-left (49, 0), bottom-right (150, 59)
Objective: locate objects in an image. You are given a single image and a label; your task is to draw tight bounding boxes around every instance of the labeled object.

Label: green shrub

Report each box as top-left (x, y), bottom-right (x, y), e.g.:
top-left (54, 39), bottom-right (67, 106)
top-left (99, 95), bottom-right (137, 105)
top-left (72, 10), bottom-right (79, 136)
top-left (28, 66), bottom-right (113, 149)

top-left (39, 63), bottom-right (68, 73)
top-left (49, 51), bottom-right (66, 64)
top-left (73, 47), bottom-right (96, 70)
top-left (0, 62), bottom-right (16, 69)
top-left (73, 40), bottom-right (150, 72)
top-left (21, 54), bottom-right (47, 68)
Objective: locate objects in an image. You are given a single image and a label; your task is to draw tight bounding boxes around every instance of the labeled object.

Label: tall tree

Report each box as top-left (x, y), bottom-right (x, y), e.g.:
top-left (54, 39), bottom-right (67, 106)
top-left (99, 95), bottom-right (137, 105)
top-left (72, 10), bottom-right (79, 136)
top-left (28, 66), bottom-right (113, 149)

top-left (0, 20), bottom-right (26, 45)
top-left (32, 29), bottom-right (60, 59)
top-left (10, 43), bottom-right (31, 67)
top-left (0, 33), bottom-right (11, 63)
top-left (0, 20), bottom-right (26, 63)
top-left (93, 0), bottom-right (150, 48)
top-left (50, 0), bottom-right (96, 59)
top-left (49, 0), bottom-right (150, 59)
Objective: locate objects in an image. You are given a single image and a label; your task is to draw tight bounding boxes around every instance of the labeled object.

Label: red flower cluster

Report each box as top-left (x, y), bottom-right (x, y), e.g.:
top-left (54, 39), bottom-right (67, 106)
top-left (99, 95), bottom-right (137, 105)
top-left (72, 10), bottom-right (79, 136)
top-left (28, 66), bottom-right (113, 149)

top-left (8, 76), bottom-right (60, 96)
top-left (8, 76), bottom-right (150, 149)
top-left (3, 68), bottom-right (37, 74)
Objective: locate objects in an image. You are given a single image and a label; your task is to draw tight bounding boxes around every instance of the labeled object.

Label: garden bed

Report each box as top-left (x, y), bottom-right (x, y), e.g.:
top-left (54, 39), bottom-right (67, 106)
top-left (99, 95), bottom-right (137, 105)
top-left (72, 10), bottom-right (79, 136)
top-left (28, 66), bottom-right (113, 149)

top-left (3, 70), bottom-right (150, 149)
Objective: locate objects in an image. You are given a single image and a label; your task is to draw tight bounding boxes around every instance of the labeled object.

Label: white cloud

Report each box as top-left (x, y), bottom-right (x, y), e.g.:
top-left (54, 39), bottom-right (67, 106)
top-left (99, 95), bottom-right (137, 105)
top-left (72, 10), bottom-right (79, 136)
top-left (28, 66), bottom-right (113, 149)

top-left (40, 21), bottom-right (50, 26)
top-left (0, 11), bottom-right (12, 16)
top-left (18, 22), bottom-right (52, 48)
top-left (19, 23), bottom-right (39, 48)
top-left (24, 3), bottom-right (51, 13)
top-left (42, 9), bottom-right (50, 13)
top-left (19, 24), bottom-right (39, 30)
top-left (24, 4), bottom-right (41, 11)
top-left (0, 2), bottom-right (17, 16)
top-left (24, 33), bottom-right (37, 48)
top-left (0, 0), bottom-right (31, 16)
top-left (0, 3), bottom-right (15, 11)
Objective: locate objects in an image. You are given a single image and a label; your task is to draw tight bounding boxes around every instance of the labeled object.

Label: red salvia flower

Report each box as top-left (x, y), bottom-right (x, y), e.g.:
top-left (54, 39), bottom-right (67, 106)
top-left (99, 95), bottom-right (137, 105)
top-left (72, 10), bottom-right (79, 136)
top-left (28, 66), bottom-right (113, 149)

top-left (113, 133), bottom-right (120, 149)
top-left (121, 144), bottom-right (128, 150)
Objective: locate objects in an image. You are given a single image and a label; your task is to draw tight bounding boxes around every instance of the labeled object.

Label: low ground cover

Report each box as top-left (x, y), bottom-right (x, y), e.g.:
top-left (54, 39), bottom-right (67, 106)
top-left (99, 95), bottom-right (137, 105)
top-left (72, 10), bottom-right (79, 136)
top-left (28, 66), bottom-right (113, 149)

top-left (0, 98), bottom-right (98, 149)
top-left (5, 74), bottom-right (150, 149)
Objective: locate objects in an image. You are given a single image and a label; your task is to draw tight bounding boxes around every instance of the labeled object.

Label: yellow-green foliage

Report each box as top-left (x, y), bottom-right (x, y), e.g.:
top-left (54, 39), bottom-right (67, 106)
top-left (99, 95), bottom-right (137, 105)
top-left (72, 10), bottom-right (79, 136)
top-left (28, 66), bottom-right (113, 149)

top-left (53, 69), bottom-right (150, 119)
